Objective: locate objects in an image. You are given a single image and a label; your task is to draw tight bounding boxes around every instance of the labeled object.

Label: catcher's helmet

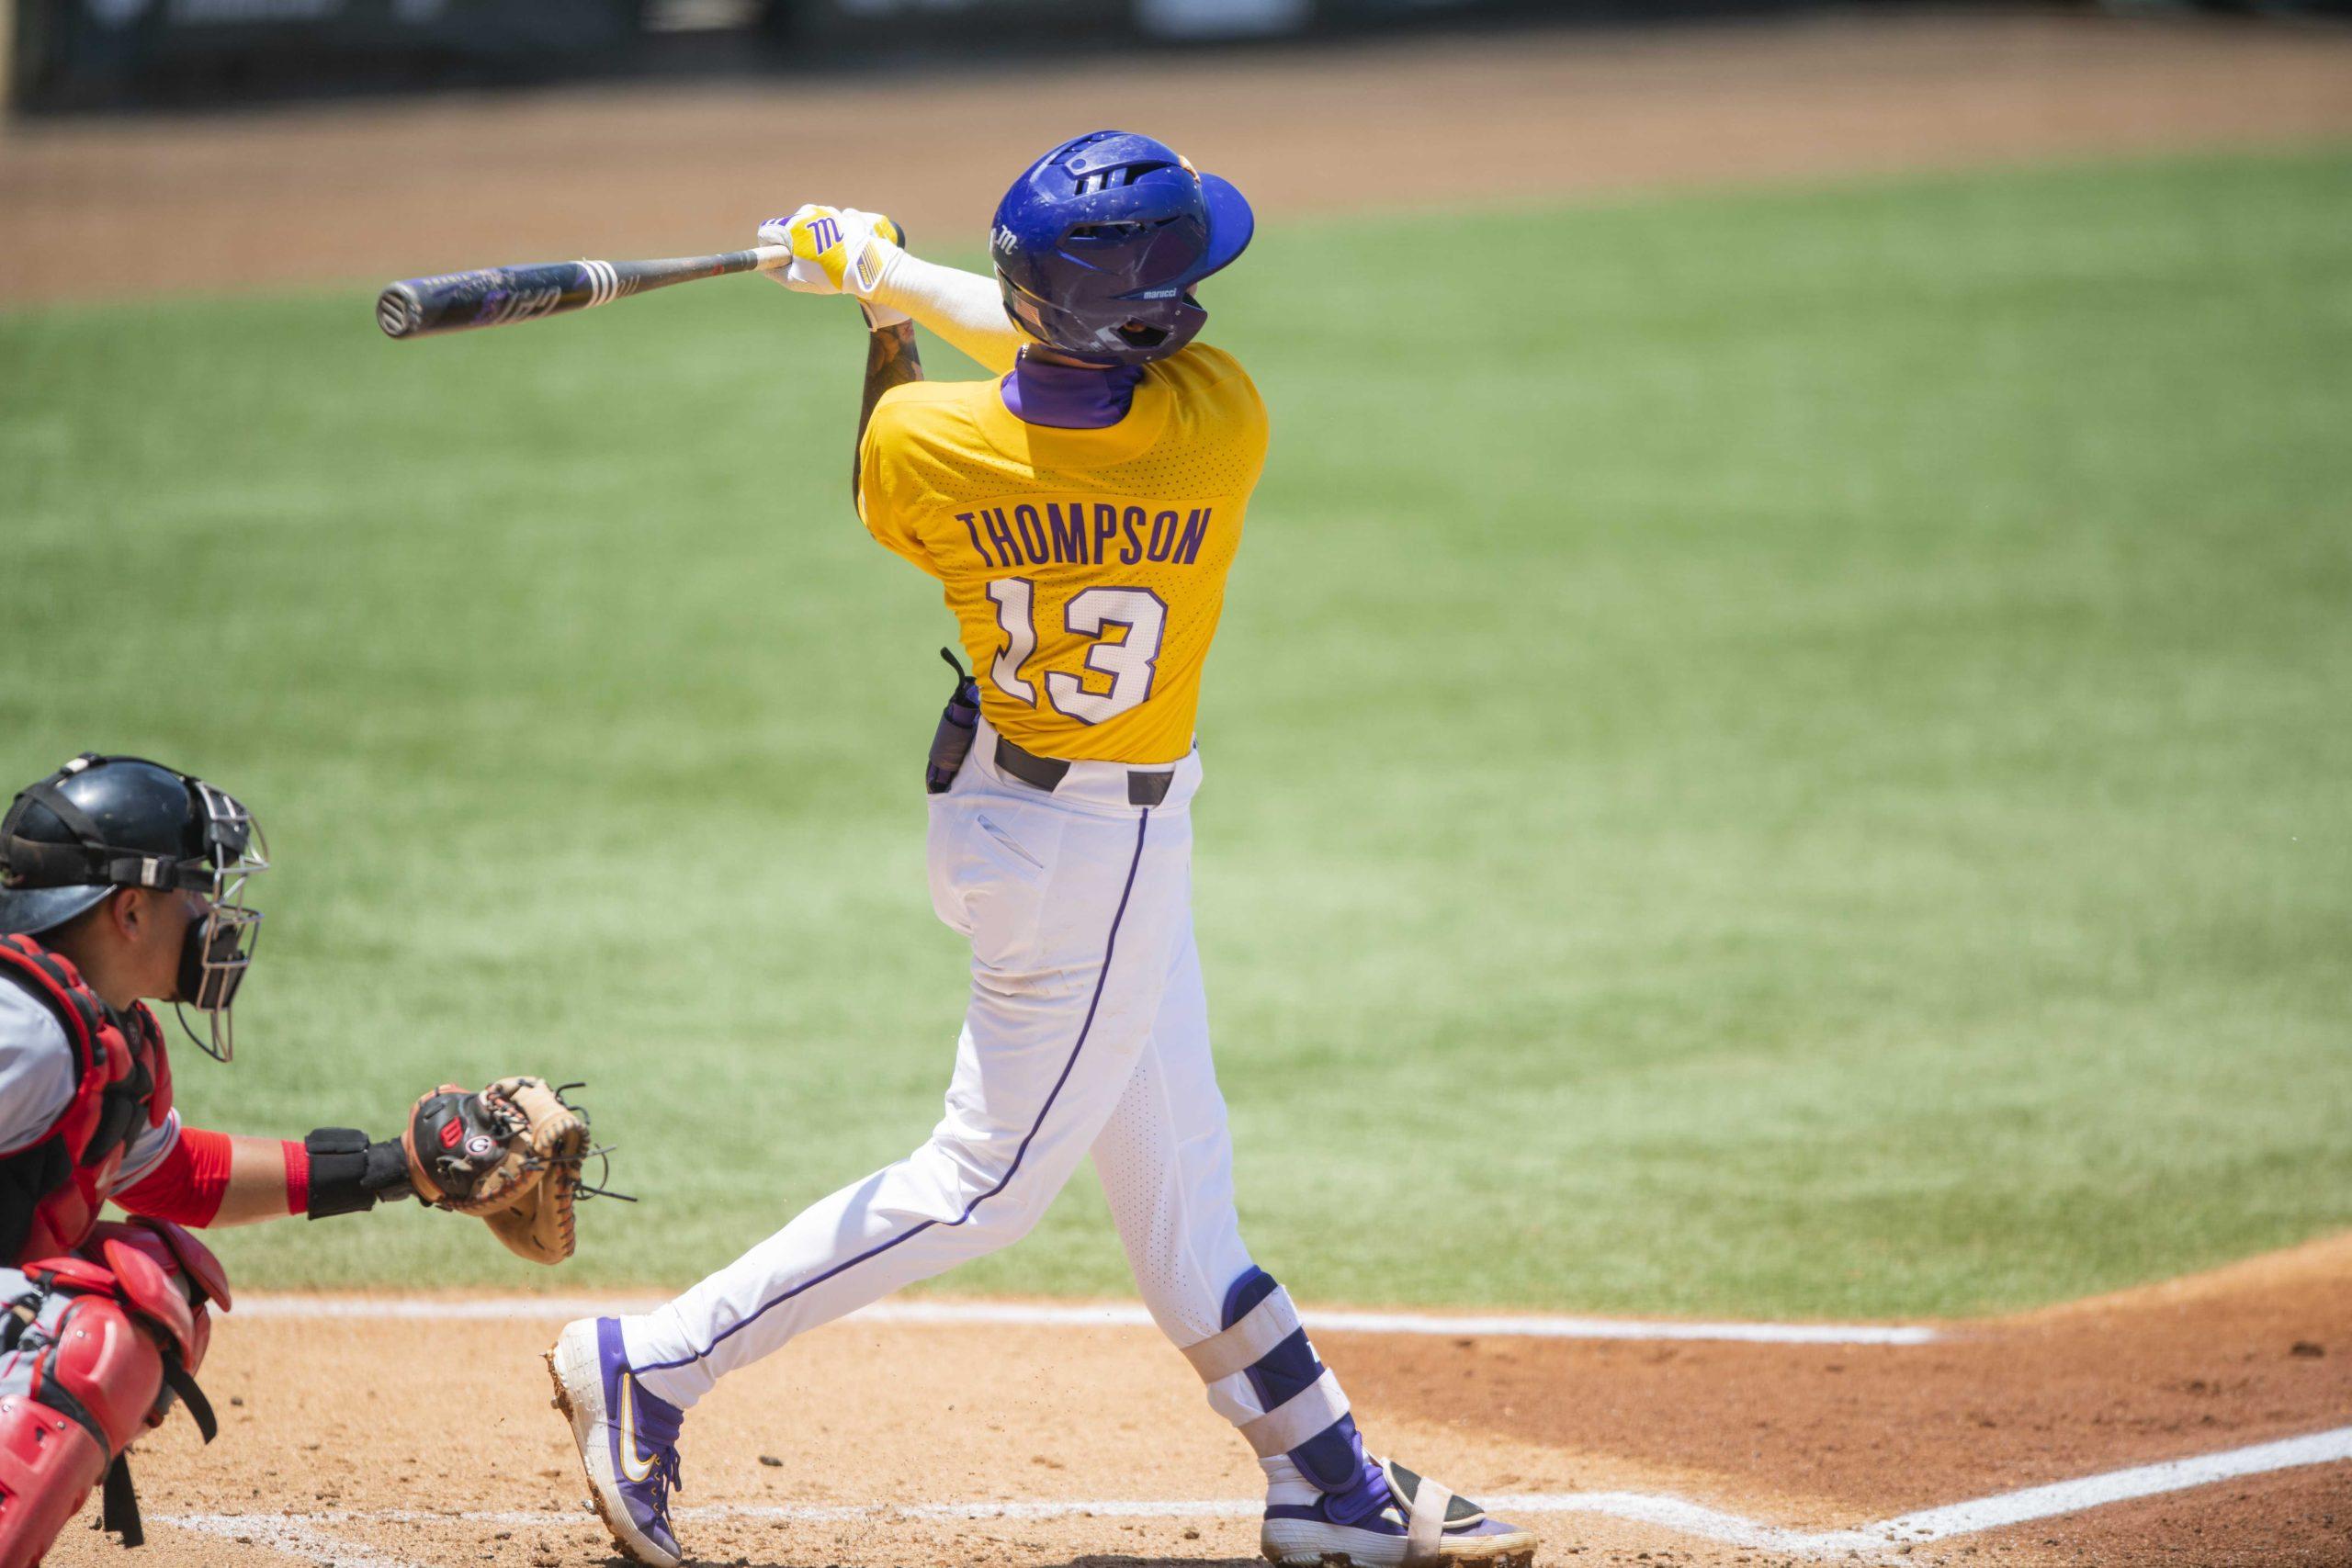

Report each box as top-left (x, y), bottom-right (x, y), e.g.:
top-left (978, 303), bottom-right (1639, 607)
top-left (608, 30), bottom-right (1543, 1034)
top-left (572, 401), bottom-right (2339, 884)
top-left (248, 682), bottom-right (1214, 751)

top-left (991, 130), bottom-right (1254, 367)
top-left (0, 754), bottom-right (268, 1061)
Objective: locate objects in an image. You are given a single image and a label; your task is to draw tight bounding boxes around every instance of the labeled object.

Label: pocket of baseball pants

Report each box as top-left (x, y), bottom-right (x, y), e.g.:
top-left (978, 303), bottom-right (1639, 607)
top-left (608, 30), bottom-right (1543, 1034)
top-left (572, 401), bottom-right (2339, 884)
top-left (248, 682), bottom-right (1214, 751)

top-left (929, 800), bottom-right (1049, 938)
top-left (973, 812), bottom-right (1046, 872)
top-left (958, 805), bottom-right (1060, 974)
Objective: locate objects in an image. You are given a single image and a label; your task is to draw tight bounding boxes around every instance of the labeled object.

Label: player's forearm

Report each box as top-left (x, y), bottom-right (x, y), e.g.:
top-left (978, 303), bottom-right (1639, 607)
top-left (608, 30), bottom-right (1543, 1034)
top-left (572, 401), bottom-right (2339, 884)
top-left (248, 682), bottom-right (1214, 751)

top-left (853, 320), bottom-right (923, 501)
top-left (867, 254), bottom-right (1022, 374)
top-left (213, 1134), bottom-right (308, 1225)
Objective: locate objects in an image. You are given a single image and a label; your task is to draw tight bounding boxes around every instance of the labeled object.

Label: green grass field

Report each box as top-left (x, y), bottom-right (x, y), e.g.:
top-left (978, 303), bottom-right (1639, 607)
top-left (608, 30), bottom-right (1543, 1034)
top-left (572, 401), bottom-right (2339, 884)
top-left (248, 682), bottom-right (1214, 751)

top-left (5, 147), bottom-right (2348, 1316)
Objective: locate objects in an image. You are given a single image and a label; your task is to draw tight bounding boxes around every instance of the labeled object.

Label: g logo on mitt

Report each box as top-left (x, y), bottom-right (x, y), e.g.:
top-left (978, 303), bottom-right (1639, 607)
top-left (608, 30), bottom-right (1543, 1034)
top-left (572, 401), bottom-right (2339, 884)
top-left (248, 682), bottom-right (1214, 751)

top-left (401, 1076), bottom-right (599, 1265)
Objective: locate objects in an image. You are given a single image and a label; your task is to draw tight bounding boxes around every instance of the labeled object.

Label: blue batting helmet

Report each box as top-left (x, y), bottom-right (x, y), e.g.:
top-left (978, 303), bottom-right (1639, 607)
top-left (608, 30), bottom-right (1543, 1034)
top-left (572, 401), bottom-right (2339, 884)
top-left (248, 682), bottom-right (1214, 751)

top-left (990, 130), bottom-right (1254, 367)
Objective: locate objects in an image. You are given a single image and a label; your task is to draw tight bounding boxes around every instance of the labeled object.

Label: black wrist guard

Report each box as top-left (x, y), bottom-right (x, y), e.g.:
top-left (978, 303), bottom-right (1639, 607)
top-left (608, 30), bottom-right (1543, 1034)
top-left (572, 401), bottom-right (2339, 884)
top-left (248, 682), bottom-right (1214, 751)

top-left (304, 1128), bottom-right (413, 1218)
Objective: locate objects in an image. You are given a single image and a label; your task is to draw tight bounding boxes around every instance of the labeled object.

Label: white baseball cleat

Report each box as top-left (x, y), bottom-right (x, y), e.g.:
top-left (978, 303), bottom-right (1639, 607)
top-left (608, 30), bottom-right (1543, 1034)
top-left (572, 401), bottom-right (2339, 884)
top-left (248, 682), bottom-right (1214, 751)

top-left (547, 1317), bottom-right (687, 1568)
top-left (1261, 1459), bottom-right (1540, 1568)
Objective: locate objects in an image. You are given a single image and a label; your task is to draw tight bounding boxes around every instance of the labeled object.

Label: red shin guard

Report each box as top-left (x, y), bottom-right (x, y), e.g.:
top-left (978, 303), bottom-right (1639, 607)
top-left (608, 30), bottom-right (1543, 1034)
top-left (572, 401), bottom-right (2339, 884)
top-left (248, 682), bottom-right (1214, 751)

top-left (0, 1227), bottom-right (229, 1566)
top-left (0, 1392), bottom-right (110, 1568)
top-left (0, 1292), bottom-right (167, 1568)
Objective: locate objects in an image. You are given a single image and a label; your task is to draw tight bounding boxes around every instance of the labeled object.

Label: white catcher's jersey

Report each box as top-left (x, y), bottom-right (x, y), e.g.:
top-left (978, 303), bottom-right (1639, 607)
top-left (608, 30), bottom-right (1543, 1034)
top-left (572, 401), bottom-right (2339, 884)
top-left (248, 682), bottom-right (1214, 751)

top-left (0, 980), bottom-right (181, 1179)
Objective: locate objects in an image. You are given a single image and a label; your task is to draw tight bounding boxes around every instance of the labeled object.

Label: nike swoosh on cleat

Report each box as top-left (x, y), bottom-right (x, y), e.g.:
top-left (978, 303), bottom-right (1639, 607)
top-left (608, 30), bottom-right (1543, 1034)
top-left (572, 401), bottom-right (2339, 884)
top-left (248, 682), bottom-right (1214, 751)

top-left (616, 1371), bottom-right (659, 1484)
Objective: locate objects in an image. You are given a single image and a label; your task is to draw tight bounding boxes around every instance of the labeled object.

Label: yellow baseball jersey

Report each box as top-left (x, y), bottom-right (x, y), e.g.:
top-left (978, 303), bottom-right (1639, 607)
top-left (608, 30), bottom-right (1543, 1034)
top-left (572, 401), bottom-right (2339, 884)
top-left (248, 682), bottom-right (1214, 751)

top-left (857, 344), bottom-right (1268, 766)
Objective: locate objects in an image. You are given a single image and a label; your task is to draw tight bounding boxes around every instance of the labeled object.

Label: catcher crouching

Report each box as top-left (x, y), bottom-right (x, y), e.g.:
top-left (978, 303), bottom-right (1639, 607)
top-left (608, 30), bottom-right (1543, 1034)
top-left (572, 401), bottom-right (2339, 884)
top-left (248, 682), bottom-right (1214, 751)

top-left (0, 754), bottom-right (599, 1567)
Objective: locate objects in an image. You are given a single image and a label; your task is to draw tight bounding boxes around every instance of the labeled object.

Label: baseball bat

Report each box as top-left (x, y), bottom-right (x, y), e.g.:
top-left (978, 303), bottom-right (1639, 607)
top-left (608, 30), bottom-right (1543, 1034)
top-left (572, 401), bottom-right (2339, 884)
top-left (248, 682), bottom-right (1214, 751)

top-left (375, 246), bottom-right (791, 340)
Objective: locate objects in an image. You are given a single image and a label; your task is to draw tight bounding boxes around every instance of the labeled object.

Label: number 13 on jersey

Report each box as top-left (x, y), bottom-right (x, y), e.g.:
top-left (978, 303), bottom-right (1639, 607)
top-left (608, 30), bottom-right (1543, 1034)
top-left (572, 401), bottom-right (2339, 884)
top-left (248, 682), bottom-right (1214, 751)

top-left (986, 579), bottom-right (1168, 725)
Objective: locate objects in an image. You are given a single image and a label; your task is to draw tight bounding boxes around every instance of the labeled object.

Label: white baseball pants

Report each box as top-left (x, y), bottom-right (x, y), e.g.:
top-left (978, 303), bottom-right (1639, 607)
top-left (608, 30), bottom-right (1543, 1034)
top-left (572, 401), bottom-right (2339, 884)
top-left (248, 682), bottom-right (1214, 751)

top-left (621, 720), bottom-right (1283, 1435)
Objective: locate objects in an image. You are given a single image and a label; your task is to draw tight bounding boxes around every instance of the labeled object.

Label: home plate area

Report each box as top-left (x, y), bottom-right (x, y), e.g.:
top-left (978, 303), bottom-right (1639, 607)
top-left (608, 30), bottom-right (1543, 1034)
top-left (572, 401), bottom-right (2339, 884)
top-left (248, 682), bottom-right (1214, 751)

top-left (47, 1239), bottom-right (2352, 1568)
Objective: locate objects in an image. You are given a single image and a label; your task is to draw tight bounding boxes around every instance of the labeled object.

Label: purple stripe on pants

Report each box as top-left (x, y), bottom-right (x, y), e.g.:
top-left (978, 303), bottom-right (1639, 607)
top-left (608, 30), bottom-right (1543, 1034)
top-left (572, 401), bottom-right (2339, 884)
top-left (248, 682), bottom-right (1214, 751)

top-left (636, 808), bottom-right (1154, 1375)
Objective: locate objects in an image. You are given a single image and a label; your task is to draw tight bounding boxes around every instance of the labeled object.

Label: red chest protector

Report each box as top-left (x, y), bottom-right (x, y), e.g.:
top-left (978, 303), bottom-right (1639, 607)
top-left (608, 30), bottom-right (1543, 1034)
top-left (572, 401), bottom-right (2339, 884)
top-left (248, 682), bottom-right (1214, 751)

top-left (0, 935), bottom-right (175, 1266)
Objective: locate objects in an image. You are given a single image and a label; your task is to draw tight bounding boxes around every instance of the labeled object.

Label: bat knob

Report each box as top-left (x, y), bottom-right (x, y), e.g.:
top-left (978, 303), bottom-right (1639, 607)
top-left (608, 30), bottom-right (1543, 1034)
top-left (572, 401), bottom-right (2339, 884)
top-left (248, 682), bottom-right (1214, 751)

top-left (376, 284), bottom-right (424, 340)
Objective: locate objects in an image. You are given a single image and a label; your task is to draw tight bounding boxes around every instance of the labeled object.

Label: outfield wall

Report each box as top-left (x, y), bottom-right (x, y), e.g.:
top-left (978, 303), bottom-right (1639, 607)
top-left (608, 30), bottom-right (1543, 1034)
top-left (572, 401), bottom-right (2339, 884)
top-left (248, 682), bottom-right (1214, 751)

top-left (13, 0), bottom-right (1995, 113)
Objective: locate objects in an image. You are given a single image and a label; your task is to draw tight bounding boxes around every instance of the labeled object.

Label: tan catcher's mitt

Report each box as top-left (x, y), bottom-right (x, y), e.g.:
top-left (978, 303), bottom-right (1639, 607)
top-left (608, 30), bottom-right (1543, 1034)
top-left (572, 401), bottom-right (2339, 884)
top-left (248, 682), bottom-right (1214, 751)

top-left (401, 1077), bottom-right (595, 1264)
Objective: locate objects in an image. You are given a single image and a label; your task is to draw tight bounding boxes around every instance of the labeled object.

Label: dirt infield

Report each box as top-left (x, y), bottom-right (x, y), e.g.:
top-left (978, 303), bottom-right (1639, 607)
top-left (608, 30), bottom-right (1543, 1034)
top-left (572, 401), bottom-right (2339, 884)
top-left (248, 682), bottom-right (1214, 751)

top-left (41, 1235), bottom-right (2352, 1568)
top-left (6, 11), bottom-right (2352, 306)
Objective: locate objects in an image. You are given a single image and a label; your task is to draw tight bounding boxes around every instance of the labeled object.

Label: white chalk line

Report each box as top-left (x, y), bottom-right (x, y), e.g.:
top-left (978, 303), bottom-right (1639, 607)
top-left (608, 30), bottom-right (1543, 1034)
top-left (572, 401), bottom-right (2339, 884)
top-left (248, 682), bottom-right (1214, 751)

top-left (232, 1292), bottom-right (1939, 1346)
top-left (158, 1513), bottom-right (431, 1568)
top-left (1869, 1424), bottom-right (2352, 1542)
top-left (153, 1423), bottom-right (2352, 1564)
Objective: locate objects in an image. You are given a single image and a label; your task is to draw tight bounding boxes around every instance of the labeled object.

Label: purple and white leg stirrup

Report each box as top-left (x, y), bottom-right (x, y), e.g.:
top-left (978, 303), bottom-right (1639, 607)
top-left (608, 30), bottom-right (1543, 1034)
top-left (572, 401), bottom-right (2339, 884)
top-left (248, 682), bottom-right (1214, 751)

top-left (1185, 1269), bottom-right (1540, 1568)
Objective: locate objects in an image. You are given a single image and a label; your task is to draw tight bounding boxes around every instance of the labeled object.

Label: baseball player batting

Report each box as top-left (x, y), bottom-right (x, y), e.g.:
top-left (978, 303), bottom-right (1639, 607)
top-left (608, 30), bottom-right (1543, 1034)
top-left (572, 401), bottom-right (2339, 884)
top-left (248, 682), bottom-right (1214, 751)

top-left (548, 130), bottom-right (1539, 1568)
top-left (0, 754), bottom-right (605, 1568)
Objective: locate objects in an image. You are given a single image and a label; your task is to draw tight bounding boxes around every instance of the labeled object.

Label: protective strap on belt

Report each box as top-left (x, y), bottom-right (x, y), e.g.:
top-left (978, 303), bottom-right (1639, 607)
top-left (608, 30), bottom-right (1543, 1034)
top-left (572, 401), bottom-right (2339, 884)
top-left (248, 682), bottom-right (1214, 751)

top-left (1238, 1367), bottom-right (1350, 1459)
top-left (1181, 1283), bottom-right (1302, 1384)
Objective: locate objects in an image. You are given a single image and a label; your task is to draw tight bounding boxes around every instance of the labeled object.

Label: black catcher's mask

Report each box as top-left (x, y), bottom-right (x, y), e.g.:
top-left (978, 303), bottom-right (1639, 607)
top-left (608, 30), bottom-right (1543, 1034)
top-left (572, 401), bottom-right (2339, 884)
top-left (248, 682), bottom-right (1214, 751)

top-left (0, 753), bottom-right (268, 1062)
